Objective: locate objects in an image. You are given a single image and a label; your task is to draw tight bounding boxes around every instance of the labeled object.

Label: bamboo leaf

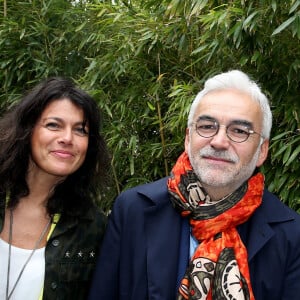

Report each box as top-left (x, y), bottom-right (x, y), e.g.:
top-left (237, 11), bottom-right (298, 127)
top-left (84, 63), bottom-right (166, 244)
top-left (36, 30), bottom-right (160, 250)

top-left (289, 0), bottom-right (300, 14)
top-left (272, 15), bottom-right (297, 36)
top-left (147, 101), bottom-right (155, 111)
top-left (243, 11), bottom-right (259, 30)
top-left (285, 144), bottom-right (300, 166)
top-left (283, 144), bottom-right (292, 165)
top-left (271, 131), bottom-right (290, 141)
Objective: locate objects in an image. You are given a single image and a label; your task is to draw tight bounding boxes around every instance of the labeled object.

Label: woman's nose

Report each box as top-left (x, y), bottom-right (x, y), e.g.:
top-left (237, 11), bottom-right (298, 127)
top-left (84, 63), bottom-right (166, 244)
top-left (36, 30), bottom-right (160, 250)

top-left (58, 128), bottom-right (73, 144)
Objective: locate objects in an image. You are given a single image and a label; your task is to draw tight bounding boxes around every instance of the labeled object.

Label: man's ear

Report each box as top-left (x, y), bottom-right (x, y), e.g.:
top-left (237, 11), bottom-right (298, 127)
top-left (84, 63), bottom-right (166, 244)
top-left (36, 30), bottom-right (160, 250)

top-left (184, 128), bottom-right (190, 154)
top-left (256, 139), bottom-right (269, 167)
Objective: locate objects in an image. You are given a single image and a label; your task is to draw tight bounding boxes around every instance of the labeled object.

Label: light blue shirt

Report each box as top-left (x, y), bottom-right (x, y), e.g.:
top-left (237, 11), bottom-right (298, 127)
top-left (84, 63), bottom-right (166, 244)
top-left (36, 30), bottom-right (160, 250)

top-left (189, 230), bottom-right (198, 258)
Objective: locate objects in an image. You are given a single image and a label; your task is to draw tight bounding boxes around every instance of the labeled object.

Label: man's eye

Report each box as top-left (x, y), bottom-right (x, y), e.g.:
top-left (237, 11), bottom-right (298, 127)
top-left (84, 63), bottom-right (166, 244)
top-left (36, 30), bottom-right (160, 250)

top-left (200, 125), bottom-right (215, 130)
top-left (229, 126), bottom-right (249, 136)
top-left (197, 123), bottom-right (217, 131)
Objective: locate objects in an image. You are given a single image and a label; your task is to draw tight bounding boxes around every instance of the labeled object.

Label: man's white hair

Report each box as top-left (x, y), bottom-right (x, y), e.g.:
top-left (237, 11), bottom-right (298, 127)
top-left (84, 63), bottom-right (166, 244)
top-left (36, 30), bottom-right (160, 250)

top-left (187, 70), bottom-right (272, 139)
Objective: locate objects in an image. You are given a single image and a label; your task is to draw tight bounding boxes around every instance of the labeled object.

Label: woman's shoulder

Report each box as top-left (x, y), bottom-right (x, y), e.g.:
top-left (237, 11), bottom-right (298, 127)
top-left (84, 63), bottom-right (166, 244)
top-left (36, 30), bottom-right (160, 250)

top-left (82, 204), bottom-right (107, 225)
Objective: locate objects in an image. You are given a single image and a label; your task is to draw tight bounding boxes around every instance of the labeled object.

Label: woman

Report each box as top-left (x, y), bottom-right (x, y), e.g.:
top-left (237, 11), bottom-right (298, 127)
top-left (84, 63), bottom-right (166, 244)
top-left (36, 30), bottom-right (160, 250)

top-left (0, 77), bottom-right (110, 300)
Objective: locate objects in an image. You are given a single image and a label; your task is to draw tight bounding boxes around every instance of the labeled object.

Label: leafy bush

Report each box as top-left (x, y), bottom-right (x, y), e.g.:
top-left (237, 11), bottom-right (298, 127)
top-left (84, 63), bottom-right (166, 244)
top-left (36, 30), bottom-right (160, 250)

top-left (0, 0), bottom-right (299, 212)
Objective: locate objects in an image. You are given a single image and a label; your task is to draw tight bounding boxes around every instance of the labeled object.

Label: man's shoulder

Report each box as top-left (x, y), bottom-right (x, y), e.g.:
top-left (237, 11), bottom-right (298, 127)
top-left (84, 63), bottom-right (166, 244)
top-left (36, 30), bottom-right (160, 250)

top-left (261, 189), bottom-right (300, 223)
top-left (114, 177), bottom-right (170, 209)
top-left (121, 177), bottom-right (169, 196)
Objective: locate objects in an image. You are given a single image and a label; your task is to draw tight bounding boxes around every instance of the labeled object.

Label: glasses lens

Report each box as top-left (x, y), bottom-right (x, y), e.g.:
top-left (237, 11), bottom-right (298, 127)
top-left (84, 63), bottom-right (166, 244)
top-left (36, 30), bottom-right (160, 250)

top-left (227, 124), bottom-right (250, 142)
top-left (195, 120), bottom-right (218, 138)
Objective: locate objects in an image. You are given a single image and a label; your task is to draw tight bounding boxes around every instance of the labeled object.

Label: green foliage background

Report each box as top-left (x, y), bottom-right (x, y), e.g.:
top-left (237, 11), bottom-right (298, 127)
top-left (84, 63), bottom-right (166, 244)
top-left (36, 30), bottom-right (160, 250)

top-left (0, 0), bottom-right (299, 212)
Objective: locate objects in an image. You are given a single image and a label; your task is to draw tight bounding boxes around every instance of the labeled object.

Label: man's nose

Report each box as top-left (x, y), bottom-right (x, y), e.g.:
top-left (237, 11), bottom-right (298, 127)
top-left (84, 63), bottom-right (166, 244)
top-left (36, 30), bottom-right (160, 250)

top-left (209, 125), bottom-right (230, 149)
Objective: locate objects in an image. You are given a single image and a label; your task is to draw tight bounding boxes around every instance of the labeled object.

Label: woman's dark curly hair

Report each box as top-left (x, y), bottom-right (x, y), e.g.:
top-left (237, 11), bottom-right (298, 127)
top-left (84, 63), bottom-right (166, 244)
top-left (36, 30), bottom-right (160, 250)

top-left (0, 77), bottom-right (111, 216)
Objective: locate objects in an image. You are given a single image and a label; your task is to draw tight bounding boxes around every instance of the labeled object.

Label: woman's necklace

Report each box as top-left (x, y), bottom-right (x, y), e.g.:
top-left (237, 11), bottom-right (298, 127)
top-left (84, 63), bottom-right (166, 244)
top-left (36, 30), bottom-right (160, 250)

top-left (5, 208), bottom-right (51, 300)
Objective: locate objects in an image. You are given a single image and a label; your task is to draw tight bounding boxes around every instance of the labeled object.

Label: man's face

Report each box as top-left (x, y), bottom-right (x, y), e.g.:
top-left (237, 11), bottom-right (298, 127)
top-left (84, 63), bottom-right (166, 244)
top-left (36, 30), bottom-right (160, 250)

top-left (185, 89), bottom-right (269, 198)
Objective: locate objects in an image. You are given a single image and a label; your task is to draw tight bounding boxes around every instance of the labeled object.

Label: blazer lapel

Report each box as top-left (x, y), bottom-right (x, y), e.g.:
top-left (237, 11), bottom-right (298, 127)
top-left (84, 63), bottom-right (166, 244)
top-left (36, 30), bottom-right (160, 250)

top-left (246, 190), bottom-right (296, 262)
top-left (245, 207), bottom-right (274, 261)
top-left (140, 178), bottom-right (185, 300)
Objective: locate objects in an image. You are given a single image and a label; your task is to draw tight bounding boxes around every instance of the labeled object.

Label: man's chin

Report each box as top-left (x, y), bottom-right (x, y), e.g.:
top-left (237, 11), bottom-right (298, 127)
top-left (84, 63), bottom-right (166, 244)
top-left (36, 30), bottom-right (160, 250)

top-left (196, 175), bottom-right (232, 187)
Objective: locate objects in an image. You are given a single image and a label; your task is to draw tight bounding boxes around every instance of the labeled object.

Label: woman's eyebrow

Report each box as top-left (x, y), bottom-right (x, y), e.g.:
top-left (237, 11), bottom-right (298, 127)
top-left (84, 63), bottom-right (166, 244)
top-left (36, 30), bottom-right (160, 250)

top-left (41, 117), bottom-right (62, 122)
top-left (41, 117), bottom-right (86, 126)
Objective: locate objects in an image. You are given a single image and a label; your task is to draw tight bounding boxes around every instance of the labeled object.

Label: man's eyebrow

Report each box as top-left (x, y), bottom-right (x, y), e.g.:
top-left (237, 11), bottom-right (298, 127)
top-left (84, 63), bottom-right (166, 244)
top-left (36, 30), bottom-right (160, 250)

top-left (196, 115), bottom-right (254, 128)
top-left (231, 119), bottom-right (253, 128)
top-left (196, 115), bottom-right (217, 122)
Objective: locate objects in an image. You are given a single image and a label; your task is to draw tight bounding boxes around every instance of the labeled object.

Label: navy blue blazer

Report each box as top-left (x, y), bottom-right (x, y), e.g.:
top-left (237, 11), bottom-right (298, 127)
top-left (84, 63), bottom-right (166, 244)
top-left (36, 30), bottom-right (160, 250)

top-left (89, 177), bottom-right (300, 300)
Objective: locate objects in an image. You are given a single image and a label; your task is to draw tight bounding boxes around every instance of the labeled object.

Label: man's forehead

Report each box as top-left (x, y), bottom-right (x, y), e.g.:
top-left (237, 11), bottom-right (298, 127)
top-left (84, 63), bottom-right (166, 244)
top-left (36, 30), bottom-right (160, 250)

top-left (193, 90), bottom-right (263, 126)
top-left (196, 114), bottom-right (254, 127)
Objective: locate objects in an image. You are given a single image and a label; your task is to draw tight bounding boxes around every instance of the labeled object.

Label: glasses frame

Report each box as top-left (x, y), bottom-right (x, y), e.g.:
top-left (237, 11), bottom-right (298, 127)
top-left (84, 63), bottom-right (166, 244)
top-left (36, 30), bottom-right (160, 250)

top-left (193, 120), bottom-right (263, 143)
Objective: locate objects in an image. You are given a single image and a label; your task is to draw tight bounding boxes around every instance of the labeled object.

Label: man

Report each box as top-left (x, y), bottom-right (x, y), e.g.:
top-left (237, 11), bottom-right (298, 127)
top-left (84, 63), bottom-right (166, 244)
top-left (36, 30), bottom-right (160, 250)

top-left (89, 70), bottom-right (300, 300)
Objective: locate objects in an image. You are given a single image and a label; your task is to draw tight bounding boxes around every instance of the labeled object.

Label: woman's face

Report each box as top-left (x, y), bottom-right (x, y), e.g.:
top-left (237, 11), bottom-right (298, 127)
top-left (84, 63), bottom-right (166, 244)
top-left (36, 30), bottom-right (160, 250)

top-left (30, 98), bottom-right (89, 180)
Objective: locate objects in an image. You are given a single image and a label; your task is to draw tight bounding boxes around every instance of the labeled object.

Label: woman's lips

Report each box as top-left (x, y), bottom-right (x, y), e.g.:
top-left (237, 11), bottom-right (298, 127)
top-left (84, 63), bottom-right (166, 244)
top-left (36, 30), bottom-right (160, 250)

top-left (51, 150), bottom-right (74, 158)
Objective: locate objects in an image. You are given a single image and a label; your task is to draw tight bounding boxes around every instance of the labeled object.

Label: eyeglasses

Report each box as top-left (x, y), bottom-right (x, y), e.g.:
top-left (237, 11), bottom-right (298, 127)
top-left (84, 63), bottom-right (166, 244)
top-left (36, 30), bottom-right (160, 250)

top-left (193, 119), bottom-right (263, 143)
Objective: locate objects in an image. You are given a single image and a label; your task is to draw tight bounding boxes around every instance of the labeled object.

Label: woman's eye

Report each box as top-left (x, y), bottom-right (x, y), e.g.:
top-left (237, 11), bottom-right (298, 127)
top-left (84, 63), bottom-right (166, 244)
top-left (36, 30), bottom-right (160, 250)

top-left (44, 122), bottom-right (60, 130)
top-left (74, 126), bottom-right (88, 136)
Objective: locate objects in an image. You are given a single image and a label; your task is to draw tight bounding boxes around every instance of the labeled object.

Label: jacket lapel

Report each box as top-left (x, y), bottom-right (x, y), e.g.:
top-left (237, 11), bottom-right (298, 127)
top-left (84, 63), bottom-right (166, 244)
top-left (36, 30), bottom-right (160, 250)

top-left (245, 207), bottom-right (274, 261)
top-left (245, 190), bottom-right (296, 261)
top-left (139, 178), bottom-right (187, 299)
top-left (145, 202), bottom-right (182, 299)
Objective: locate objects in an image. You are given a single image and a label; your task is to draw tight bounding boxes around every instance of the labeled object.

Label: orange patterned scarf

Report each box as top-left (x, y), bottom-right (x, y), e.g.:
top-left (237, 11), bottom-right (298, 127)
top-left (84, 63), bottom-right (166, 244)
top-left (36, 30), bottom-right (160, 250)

top-left (167, 152), bottom-right (264, 300)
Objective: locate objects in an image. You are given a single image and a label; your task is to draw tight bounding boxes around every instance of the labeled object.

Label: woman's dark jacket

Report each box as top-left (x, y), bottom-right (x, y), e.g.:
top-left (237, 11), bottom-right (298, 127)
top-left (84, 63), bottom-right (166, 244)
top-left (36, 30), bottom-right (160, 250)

top-left (0, 199), bottom-right (107, 300)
